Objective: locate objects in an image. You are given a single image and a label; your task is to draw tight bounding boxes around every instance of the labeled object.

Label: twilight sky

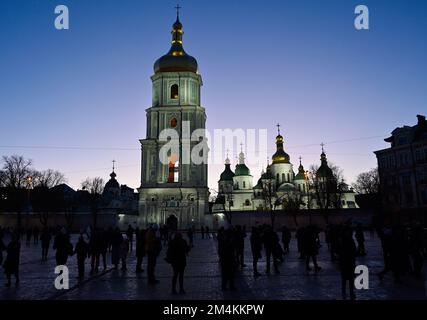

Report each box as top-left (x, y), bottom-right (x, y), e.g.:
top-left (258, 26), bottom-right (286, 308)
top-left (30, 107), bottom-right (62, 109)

top-left (0, 0), bottom-right (426, 192)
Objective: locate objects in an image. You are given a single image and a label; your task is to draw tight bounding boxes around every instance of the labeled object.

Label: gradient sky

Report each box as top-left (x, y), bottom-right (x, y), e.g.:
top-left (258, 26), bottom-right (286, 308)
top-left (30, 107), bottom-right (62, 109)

top-left (0, 0), bottom-right (426, 192)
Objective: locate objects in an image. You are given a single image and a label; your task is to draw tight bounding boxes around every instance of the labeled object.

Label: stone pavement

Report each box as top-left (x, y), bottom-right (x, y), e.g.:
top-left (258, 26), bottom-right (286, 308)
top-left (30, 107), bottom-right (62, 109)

top-left (0, 232), bottom-right (426, 300)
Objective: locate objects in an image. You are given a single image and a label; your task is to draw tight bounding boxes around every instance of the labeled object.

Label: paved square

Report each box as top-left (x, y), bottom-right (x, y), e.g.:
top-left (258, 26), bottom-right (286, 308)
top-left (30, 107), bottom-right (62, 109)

top-left (0, 232), bottom-right (425, 300)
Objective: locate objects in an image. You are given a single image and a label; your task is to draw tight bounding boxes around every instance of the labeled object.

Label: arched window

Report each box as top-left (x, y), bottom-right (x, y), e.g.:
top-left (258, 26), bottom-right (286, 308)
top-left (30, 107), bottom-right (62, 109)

top-left (276, 173), bottom-right (280, 184)
top-left (171, 84), bottom-right (179, 99)
top-left (287, 173), bottom-right (290, 182)
top-left (167, 154), bottom-right (179, 183)
top-left (170, 118), bottom-right (177, 128)
top-left (282, 173), bottom-right (285, 182)
top-left (243, 181), bottom-right (246, 189)
top-left (245, 199), bottom-right (251, 206)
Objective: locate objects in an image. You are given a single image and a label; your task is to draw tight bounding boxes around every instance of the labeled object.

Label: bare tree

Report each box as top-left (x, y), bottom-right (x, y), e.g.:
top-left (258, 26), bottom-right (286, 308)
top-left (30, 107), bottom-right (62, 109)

top-left (81, 177), bottom-right (105, 194)
top-left (1, 155), bottom-right (33, 188)
top-left (262, 177), bottom-right (276, 229)
top-left (352, 168), bottom-right (379, 194)
top-left (33, 169), bottom-right (66, 188)
top-left (308, 163), bottom-right (346, 224)
top-left (81, 177), bottom-right (105, 228)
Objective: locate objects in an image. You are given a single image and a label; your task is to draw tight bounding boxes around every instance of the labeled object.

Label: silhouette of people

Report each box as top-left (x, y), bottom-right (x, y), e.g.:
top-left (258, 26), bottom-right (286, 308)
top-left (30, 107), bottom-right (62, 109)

top-left (338, 226), bottom-right (356, 300)
top-left (408, 222), bottom-right (424, 277)
top-left (263, 226), bottom-right (280, 274)
top-left (89, 229), bottom-right (103, 274)
top-left (120, 236), bottom-right (129, 271)
top-left (146, 226), bottom-right (162, 284)
top-left (126, 225), bottom-right (134, 252)
top-left (26, 228), bottom-right (32, 246)
top-left (295, 227), bottom-right (305, 259)
top-left (201, 226), bottom-right (205, 239)
top-left (219, 228), bottom-right (237, 290)
top-left (40, 227), bottom-right (52, 261)
top-left (135, 228), bottom-right (146, 273)
top-left (235, 225), bottom-right (246, 268)
top-left (355, 223), bottom-right (366, 256)
top-left (3, 232), bottom-right (20, 287)
top-left (53, 228), bottom-right (72, 266)
top-left (33, 226), bottom-right (39, 245)
top-left (167, 232), bottom-right (190, 294)
top-left (281, 225), bottom-right (291, 255)
top-left (111, 228), bottom-right (123, 269)
top-left (250, 226), bottom-right (262, 277)
top-left (377, 226), bottom-right (392, 281)
top-left (74, 235), bottom-right (89, 279)
top-left (187, 227), bottom-right (194, 247)
top-left (304, 225), bottom-right (321, 272)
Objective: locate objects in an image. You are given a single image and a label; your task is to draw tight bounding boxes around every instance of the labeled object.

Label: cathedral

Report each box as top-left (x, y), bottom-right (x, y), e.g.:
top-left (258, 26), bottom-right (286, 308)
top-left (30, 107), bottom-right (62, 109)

top-left (138, 13), bottom-right (209, 229)
top-left (214, 127), bottom-right (358, 213)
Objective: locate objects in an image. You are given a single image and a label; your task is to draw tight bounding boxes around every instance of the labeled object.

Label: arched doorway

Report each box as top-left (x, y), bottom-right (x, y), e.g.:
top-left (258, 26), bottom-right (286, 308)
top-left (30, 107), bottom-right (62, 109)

top-left (166, 214), bottom-right (178, 231)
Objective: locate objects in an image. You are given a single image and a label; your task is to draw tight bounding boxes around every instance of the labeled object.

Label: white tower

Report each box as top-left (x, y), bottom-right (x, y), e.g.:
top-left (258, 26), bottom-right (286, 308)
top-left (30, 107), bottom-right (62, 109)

top-left (138, 10), bottom-right (209, 228)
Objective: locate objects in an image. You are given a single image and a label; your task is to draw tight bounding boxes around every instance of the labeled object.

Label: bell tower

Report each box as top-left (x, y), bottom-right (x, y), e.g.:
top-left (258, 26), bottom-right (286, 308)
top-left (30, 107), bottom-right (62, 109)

top-left (138, 8), bottom-right (209, 228)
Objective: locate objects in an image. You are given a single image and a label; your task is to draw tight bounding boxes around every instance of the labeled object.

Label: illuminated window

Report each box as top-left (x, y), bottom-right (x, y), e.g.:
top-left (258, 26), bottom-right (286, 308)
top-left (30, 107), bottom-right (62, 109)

top-left (170, 118), bottom-right (177, 128)
top-left (171, 84), bottom-right (179, 99)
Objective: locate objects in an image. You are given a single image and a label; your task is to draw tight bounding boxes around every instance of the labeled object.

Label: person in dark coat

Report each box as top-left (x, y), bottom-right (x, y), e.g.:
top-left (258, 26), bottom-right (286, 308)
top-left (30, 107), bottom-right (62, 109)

top-left (53, 229), bottom-right (72, 266)
top-left (3, 232), bottom-right (21, 287)
top-left (120, 236), bottom-right (129, 271)
top-left (111, 228), bottom-right (123, 269)
top-left (235, 225), bottom-right (246, 268)
top-left (250, 227), bottom-right (262, 277)
top-left (126, 225), bottom-right (134, 252)
top-left (355, 224), bottom-right (366, 256)
top-left (219, 228), bottom-right (237, 290)
top-left (40, 228), bottom-right (52, 261)
top-left (263, 226), bottom-right (280, 274)
top-left (135, 228), bottom-right (146, 273)
top-left (167, 232), bottom-right (190, 294)
top-left (281, 225), bottom-right (291, 255)
top-left (187, 227), bottom-right (194, 248)
top-left (146, 227), bottom-right (162, 284)
top-left (74, 235), bottom-right (89, 279)
top-left (33, 226), bottom-right (39, 245)
top-left (26, 228), bottom-right (32, 246)
top-left (338, 226), bottom-right (357, 300)
top-left (304, 225), bottom-right (321, 272)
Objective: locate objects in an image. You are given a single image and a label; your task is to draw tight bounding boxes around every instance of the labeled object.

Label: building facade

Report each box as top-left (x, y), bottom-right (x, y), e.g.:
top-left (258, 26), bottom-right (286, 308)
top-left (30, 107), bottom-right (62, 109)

top-left (213, 129), bottom-right (358, 213)
top-left (138, 14), bottom-right (209, 228)
top-left (374, 114), bottom-right (427, 210)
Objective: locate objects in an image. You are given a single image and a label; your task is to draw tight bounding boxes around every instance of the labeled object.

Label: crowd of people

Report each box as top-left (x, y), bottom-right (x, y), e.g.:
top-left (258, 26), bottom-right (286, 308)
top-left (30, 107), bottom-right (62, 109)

top-left (0, 221), bottom-right (426, 299)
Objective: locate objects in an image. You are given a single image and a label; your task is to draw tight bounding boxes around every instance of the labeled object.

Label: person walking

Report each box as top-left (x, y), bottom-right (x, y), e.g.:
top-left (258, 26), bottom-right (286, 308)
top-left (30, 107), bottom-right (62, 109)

top-left (135, 228), bottom-right (146, 273)
top-left (146, 226), bottom-right (162, 284)
top-left (187, 227), bottom-right (194, 248)
top-left (281, 225), bottom-right (291, 255)
top-left (219, 228), bottom-right (237, 290)
top-left (304, 225), bottom-right (321, 272)
top-left (338, 226), bottom-right (357, 300)
top-left (355, 223), bottom-right (366, 256)
top-left (250, 227), bottom-right (262, 277)
top-left (53, 228), bottom-right (73, 266)
top-left (74, 234), bottom-right (89, 280)
top-left (111, 228), bottom-right (123, 270)
top-left (3, 232), bottom-right (21, 287)
top-left (40, 227), bottom-right (52, 261)
top-left (120, 236), bottom-right (129, 271)
top-left (167, 232), bottom-right (190, 294)
top-left (126, 225), bottom-right (134, 252)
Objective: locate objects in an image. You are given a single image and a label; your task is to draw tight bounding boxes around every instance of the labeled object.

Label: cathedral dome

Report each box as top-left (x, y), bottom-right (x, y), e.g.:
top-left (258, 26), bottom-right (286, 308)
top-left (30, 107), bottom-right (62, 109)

top-left (316, 150), bottom-right (333, 178)
top-left (272, 132), bottom-right (290, 164)
top-left (154, 17), bottom-right (198, 74)
top-left (219, 158), bottom-right (235, 181)
top-left (104, 171), bottom-right (120, 190)
top-left (235, 164), bottom-right (250, 176)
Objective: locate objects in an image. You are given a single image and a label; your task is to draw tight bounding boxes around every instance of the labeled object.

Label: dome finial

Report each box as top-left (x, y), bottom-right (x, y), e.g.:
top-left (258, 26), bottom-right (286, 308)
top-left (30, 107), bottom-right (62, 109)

top-left (276, 123), bottom-right (281, 136)
top-left (321, 142), bottom-right (325, 154)
top-left (299, 156), bottom-right (302, 166)
top-left (112, 159), bottom-right (116, 173)
top-left (175, 3), bottom-right (182, 21)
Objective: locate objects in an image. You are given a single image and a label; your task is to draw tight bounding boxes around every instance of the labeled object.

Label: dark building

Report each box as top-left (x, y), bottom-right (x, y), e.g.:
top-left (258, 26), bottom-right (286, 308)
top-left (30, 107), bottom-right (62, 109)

top-left (374, 114), bottom-right (427, 211)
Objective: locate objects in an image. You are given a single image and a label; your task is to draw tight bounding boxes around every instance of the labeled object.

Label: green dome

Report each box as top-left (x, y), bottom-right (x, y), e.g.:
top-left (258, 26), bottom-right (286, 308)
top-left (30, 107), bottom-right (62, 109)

top-left (235, 164), bottom-right (250, 176)
top-left (219, 164), bottom-right (235, 181)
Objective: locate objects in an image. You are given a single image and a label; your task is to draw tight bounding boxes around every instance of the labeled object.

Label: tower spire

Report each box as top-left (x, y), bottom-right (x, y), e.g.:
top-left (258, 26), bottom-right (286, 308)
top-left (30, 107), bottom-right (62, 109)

top-left (277, 123), bottom-right (281, 136)
top-left (175, 4), bottom-right (181, 20)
